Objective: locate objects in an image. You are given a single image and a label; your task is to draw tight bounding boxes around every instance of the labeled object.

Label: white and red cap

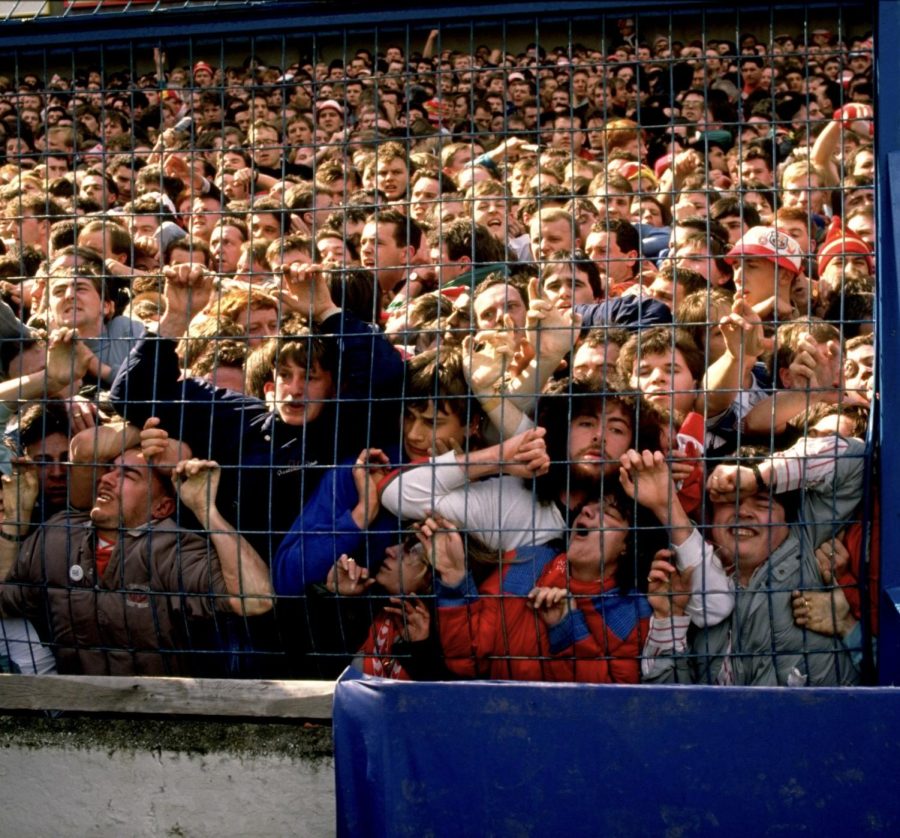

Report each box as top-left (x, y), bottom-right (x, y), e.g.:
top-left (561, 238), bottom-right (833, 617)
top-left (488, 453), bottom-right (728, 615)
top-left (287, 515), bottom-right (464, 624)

top-left (725, 226), bottom-right (803, 274)
top-left (817, 216), bottom-right (874, 275)
top-left (315, 99), bottom-right (344, 116)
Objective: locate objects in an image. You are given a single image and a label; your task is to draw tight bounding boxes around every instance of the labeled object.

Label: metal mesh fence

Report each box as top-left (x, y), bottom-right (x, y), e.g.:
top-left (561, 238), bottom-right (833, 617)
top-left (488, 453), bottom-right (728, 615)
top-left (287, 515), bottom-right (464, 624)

top-left (0, 0), bottom-right (877, 684)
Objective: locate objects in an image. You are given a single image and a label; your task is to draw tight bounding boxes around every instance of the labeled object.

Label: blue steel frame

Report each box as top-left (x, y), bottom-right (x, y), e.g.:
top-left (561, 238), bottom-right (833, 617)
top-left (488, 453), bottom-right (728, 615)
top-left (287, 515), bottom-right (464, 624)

top-left (876, 0), bottom-right (900, 687)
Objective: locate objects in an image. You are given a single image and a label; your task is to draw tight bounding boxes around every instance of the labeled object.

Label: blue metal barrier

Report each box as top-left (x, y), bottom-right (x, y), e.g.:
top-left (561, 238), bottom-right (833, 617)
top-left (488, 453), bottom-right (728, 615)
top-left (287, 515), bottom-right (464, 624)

top-left (334, 669), bottom-right (900, 836)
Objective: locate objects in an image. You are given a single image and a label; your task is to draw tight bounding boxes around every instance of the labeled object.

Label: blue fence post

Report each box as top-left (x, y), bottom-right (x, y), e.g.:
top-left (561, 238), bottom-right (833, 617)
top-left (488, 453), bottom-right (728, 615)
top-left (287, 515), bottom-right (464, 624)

top-left (876, 0), bottom-right (900, 686)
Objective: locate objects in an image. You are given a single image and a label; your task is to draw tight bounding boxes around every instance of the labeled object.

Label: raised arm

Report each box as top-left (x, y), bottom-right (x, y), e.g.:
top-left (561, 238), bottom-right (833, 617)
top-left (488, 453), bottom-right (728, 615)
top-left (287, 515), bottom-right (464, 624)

top-left (641, 551), bottom-right (697, 684)
top-left (0, 328), bottom-right (90, 408)
top-left (381, 428), bottom-right (557, 550)
top-left (158, 264), bottom-right (215, 340)
top-left (510, 277), bottom-right (582, 408)
top-left (282, 262), bottom-right (405, 401)
top-left (380, 427), bottom-right (549, 521)
top-left (0, 459), bottom-right (38, 579)
top-left (461, 330), bottom-right (529, 438)
top-left (742, 332), bottom-right (840, 435)
top-left (701, 298), bottom-right (767, 417)
top-left (619, 448), bottom-right (734, 626)
top-left (811, 105), bottom-right (873, 186)
top-left (174, 458), bottom-right (273, 616)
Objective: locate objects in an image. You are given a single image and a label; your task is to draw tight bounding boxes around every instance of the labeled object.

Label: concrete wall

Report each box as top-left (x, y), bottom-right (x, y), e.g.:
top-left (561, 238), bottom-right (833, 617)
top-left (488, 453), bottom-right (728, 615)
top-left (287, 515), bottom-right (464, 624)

top-left (0, 716), bottom-right (335, 837)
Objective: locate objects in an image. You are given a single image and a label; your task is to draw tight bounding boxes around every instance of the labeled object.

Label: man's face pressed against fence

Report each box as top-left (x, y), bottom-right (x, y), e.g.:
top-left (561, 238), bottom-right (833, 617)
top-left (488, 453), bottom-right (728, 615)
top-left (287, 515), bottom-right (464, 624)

top-left (91, 450), bottom-right (173, 534)
top-left (567, 404), bottom-right (633, 480)
top-left (709, 494), bottom-right (790, 585)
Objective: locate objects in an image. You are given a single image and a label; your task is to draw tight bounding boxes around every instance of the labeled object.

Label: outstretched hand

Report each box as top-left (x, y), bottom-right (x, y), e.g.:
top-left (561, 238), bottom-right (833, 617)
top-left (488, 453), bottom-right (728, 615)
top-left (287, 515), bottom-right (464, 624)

top-left (1, 456), bottom-right (39, 530)
top-left (619, 449), bottom-right (675, 516)
top-left (45, 327), bottom-right (92, 391)
top-left (525, 276), bottom-right (582, 363)
top-left (416, 514), bottom-right (466, 588)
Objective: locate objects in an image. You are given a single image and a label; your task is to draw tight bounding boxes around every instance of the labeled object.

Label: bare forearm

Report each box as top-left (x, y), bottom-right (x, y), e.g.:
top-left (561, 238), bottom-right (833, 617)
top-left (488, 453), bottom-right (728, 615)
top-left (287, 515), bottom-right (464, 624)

top-left (206, 508), bottom-right (274, 615)
top-left (0, 370), bottom-right (57, 408)
top-left (648, 495), bottom-right (694, 546)
top-left (810, 121), bottom-right (841, 185)
top-left (455, 443), bottom-right (508, 480)
top-left (160, 289), bottom-right (211, 339)
top-left (479, 394), bottom-right (526, 439)
top-left (703, 353), bottom-right (756, 415)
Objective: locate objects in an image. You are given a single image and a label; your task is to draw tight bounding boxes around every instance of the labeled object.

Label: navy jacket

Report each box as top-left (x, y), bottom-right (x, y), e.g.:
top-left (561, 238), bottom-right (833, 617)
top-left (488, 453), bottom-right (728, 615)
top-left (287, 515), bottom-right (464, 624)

top-left (110, 311), bottom-right (405, 560)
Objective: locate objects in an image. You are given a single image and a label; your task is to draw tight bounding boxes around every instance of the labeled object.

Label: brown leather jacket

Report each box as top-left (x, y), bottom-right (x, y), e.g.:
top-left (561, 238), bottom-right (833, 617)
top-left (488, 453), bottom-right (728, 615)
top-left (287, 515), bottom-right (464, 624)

top-left (0, 511), bottom-right (228, 675)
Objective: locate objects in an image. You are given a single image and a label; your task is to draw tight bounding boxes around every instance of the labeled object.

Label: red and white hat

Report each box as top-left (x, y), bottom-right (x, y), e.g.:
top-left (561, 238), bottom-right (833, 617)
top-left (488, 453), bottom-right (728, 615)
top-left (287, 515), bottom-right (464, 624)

top-left (315, 99), bottom-right (344, 116)
top-left (193, 61), bottom-right (214, 78)
top-left (817, 216), bottom-right (874, 275)
top-left (726, 226), bottom-right (803, 274)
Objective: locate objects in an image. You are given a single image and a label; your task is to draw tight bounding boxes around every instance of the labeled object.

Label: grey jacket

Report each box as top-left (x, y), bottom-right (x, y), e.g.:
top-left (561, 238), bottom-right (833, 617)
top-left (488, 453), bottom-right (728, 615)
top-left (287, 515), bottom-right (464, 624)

top-left (644, 436), bottom-right (865, 687)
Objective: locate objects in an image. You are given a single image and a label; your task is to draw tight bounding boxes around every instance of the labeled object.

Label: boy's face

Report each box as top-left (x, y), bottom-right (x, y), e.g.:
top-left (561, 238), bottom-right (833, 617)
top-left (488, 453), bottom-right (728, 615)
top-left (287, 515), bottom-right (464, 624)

top-left (530, 217), bottom-right (574, 261)
top-left (360, 221), bottom-right (408, 275)
top-left (472, 196), bottom-right (509, 241)
top-left (630, 349), bottom-right (697, 416)
top-left (542, 265), bottom-right (597, 310)
top-left (250, 212), bottom-right (282, 243)
top-left (403, 402), bottom-right (471, 460)
top-left (269, 359), bottom-right (334, 426)
top-left (585, 230), bottom-right (635, 289)
top-left (593, 190), bottom-right (632, 222)
top-left (410, 177), bottom-right (440, 223)
top-left (473, 284), bottom-right (527, 330)
top-left (572, 342), bottom-right (619, 385)
top-left (375, 157), bottom-right (409, 201)
top-left (732, 257), bottom-right (777, 307)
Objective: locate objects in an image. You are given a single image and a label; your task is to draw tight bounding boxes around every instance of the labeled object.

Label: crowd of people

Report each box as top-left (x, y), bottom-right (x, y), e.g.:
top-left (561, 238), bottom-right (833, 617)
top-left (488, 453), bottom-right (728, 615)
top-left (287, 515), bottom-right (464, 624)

top-left (0, 11), bottom-right (877, 685)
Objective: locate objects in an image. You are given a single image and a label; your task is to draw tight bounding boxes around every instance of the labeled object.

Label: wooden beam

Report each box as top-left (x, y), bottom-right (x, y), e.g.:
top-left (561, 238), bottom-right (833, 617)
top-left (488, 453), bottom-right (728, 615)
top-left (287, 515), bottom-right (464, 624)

top-left (0, 674), bottom-right (335, 719)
